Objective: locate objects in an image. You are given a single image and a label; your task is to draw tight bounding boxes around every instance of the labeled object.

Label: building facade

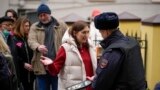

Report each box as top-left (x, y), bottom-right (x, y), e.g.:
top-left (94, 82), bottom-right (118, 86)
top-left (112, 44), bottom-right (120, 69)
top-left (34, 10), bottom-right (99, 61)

top-left (1, 0), bottom-right (160, 20)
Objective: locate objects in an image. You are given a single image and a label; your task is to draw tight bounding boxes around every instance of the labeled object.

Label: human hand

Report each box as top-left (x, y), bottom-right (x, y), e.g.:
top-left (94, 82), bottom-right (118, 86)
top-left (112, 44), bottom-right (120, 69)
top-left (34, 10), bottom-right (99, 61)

top-left (24, 63), bottom-right (33, 71)
top-left (38, 45), bottom-right (48, 54)
top-left (86, 76), bottom-right (95, 82)
top-left (40, 56), bottom-right (53, 65)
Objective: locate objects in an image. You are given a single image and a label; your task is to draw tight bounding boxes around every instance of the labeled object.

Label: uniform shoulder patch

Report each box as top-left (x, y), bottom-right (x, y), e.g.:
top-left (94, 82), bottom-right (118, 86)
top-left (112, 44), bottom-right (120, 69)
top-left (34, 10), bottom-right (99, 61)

top-left (99, 58), bottom-right (108, 68)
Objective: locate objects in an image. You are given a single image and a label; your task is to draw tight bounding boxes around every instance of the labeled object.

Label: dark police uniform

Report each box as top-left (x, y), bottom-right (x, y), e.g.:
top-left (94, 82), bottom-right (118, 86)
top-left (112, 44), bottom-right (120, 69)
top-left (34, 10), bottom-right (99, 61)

top-left (92, 12), bottom-right (146, 90)
top-left (92, 29), bottom-right (146, 90)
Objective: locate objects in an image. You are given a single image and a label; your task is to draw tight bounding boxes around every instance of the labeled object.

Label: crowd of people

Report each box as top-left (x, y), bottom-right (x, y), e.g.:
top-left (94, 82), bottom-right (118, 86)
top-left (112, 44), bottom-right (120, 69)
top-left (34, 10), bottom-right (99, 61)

top-left (0, 3), bottom-right (150, 90)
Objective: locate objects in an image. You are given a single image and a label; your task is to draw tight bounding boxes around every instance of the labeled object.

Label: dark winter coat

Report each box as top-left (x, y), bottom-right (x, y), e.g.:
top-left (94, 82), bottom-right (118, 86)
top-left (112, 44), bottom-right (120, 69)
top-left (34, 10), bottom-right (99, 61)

top-left (93, 29), bottom-right (146, 90)
top-left (13, 36), bottom-right (35, 83)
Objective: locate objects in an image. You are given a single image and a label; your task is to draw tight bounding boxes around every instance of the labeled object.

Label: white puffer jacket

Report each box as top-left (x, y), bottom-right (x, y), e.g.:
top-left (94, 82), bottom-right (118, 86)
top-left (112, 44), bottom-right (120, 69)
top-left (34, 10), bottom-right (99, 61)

top-left (58, 30), bottom-right (97, 90)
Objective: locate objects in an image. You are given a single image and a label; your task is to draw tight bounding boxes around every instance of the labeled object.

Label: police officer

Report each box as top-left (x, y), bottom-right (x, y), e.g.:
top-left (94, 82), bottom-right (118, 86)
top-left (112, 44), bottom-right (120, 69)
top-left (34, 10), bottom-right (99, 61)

top-left (89, 12), bottom-right (147, 90)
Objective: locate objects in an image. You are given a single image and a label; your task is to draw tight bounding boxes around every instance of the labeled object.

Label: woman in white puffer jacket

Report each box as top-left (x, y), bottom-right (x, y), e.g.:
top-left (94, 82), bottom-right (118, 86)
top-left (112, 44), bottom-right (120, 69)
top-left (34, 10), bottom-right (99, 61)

top-left (40, 20), bottom-right (97, 90)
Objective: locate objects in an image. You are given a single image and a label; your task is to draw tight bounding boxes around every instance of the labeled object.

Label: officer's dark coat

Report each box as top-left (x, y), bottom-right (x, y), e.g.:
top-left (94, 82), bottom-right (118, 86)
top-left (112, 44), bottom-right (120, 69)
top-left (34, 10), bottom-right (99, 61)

top-left (93, 29), bottom-right (146, 90)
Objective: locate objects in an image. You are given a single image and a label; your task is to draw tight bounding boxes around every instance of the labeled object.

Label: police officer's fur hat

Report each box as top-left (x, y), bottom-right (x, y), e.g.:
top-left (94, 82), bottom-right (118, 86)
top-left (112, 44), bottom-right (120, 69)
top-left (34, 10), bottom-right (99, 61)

top-left (94, 12), bottom-right (119, 30)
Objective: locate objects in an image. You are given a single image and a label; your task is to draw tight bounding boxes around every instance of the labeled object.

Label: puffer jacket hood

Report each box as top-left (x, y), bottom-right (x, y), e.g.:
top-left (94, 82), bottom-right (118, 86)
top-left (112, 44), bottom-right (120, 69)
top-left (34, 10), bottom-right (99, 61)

top-left (62, 29), bottom-right (95, 48)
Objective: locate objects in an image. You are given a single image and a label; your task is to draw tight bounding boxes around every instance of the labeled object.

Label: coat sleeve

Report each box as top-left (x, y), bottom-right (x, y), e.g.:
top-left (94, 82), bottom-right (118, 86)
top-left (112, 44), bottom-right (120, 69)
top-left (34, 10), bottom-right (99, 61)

top-left (48, 46), bottom-right (66, 76)
top-left (93, 49), bottom-right (124, 89)
top-left (28, 23), bottom-right (41, 51)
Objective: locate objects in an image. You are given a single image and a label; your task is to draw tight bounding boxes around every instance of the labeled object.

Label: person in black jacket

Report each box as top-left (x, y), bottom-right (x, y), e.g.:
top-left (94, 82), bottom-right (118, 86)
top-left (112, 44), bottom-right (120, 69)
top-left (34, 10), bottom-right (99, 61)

top-left (13, 16), bottom-right (35, 90)
top-left (0, 16), bottom-right (18, 90)
top-left (0, 30), bottom-right (18, 90)
top-left (87, 12), bottom-right (147, 90)
top-left (0, 52), bottom-right (11, 90)
top-left (0, 36), bottom-right (11, 90)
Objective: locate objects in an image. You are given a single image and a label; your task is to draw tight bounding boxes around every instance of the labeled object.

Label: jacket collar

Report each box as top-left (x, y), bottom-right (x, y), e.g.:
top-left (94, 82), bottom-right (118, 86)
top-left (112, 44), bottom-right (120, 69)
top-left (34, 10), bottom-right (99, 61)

top-left (100, 29), bottom-right (125, 49)
top-left (36, 16), bottom-right (59, 30)
top-left (63, 35), bottom-right (94, 49)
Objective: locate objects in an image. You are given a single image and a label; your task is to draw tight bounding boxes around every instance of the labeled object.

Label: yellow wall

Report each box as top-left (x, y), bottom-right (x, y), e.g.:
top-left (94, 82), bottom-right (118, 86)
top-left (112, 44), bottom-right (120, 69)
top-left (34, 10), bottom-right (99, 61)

top-left (120, 20), bottom-right (160, 90)
top-left (141, 25), bottom-right (160, 90)
top-left (119, 21), bottom-right (141, 37)
top-left (119, 20), bottom-right (147, 63)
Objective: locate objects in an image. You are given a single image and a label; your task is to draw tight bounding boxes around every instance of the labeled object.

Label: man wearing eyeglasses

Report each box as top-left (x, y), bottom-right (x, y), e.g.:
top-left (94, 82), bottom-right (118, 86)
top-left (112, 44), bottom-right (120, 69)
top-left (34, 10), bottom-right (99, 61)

top-left (0, 16), bottom-right (14, 42)
top-left (0, 16), bottom-right (18, 90)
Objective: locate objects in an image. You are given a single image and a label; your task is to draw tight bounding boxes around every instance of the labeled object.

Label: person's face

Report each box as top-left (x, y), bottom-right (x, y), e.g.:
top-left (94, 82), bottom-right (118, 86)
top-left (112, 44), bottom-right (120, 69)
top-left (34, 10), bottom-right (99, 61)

top-left (7, 12), bottom-right (16, 22)
top-left (1, 21), bottom-right (13, 31)
top-left (23, 21), bottom-right (30, 35)
top-left (99, 30), bottom-right (110, 39)
top-left (75, 26), bottom-right (90, 45)
top-left (38, 13), bottom-right (51, 24)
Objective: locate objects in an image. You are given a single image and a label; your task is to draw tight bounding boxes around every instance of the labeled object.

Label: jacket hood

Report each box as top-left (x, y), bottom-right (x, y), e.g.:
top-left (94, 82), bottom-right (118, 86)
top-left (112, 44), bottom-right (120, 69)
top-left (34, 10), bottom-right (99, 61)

top-left (62, 29), bottom-right (95, 48)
